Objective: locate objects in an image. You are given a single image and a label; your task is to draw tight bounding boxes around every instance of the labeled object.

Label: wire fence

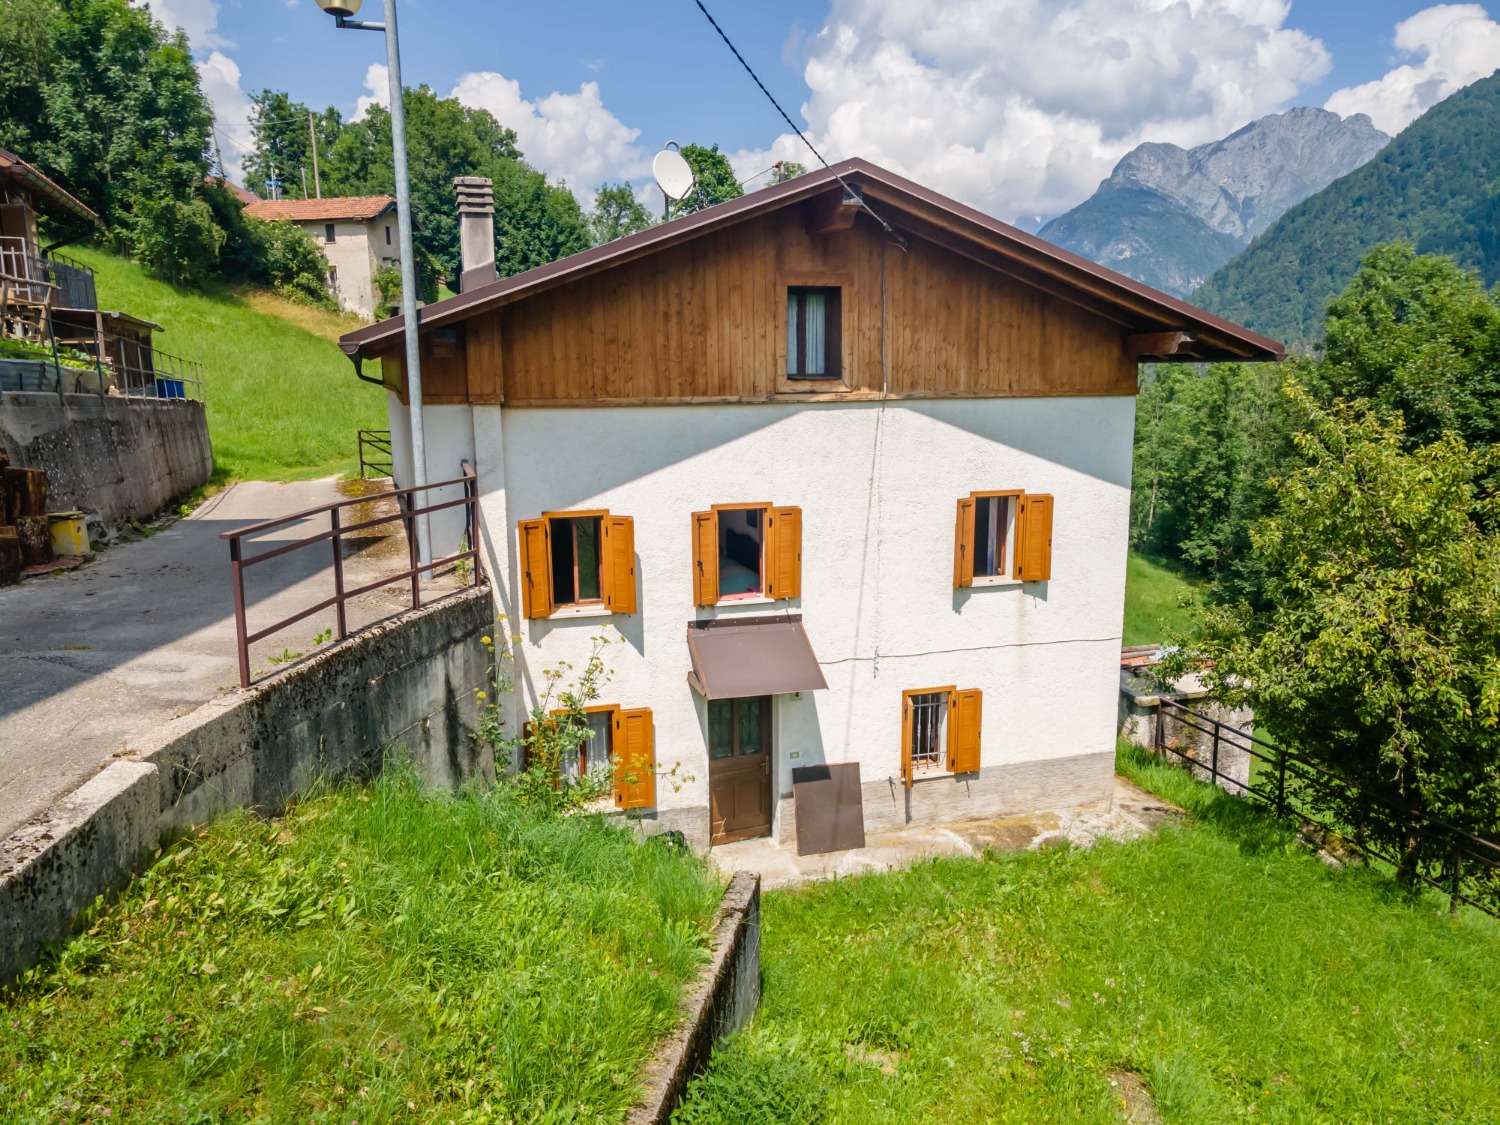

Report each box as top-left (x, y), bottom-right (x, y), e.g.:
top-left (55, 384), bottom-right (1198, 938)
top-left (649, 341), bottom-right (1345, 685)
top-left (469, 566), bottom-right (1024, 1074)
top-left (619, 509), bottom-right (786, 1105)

top-left (357, 429), bottom-right (393, 479)
top-left (1153, 699), bottom-right (1500, 919)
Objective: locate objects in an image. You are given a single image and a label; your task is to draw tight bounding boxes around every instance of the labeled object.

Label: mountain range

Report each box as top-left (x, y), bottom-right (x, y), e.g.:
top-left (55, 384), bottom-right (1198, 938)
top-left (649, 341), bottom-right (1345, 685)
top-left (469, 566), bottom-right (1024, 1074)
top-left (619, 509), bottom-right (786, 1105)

top-left (1196, 71), bottom-right (1500, 347)
top-left (1039, 108), bottom-right (1390, 297)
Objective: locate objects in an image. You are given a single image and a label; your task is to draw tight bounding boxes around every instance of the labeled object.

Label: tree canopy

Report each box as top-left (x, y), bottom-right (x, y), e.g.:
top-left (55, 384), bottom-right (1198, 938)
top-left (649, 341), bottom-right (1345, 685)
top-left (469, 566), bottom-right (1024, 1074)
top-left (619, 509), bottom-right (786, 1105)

top-left (670, 143), bottom-right (743, 218)
top-left (588, 182), bottom-right (655, 245)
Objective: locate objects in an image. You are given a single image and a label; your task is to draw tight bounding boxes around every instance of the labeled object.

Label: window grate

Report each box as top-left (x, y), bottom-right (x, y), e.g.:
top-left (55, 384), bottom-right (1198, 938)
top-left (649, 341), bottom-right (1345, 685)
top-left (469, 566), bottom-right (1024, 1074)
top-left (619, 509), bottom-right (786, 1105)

top-left (909, 692), bottom-right (948, 772)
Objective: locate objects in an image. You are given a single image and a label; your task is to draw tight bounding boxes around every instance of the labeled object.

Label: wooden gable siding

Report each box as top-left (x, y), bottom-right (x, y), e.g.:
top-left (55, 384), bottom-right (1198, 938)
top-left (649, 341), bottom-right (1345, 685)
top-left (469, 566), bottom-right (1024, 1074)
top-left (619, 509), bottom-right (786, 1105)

top-left (382, 205), bottom-right (1138, 405)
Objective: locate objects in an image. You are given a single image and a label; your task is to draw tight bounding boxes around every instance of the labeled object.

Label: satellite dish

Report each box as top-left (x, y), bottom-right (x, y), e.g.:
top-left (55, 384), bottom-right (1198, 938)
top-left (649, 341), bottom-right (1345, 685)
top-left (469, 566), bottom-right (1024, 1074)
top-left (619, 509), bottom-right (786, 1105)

top-left (653, 145), bottom-right (696, 202)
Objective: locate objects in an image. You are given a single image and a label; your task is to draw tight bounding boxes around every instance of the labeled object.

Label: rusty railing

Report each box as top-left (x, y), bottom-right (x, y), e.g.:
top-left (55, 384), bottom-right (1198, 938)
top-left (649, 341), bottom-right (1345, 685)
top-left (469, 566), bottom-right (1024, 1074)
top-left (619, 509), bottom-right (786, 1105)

top-left (221, 464), bottom-right (482, 688)
top-left (357, 428), bottom-right (394, 479)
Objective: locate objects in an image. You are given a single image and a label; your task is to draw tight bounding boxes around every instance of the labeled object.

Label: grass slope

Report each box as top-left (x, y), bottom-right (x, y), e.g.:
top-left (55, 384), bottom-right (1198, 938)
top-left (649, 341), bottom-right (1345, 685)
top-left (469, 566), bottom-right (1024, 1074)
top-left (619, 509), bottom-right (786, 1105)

top-left (675, 744), bottom-right (1500, 1124)
top-left (1195, 73), bottom-right (1500, 347)
top-left (76, 246), bottom-right (387, 480)
top-left (1122, 551), bottom-right (1200, 646)
top-left (0, 769), bottom-right (723, 1122)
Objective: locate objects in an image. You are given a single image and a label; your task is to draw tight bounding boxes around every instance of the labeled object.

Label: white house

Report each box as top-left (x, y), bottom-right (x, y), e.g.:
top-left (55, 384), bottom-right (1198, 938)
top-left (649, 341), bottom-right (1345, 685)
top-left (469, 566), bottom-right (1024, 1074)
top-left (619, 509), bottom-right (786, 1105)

top-left (337, 160), bottom-right (1282, 852)
top-left (245, 194), bottom-right (397, 318)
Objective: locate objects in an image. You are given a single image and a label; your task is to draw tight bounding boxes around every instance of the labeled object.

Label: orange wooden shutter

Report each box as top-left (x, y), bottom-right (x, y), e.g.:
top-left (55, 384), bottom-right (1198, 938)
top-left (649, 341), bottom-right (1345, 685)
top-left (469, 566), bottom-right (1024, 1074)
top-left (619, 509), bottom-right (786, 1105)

top-left (900, 692), bottom-right (914, 789)
top-left (948, 689), bottom-right (983, 774)
top-left (613, 708), bottom-right (656, 809)
top-left (521, 720), bottom-right (534, 772)
top-left (766, 505), bottom-right (802, 600)
top-left (691, 510), bottom-right (718, 607)
top-left (1016, 494), bottom-right (1054, 581)
top-left (953, 497), bottom-right (976, 588)
top-left (519, 518), bottom-right (553, 618)
top-left (603, 515), bottom-right (637, 614)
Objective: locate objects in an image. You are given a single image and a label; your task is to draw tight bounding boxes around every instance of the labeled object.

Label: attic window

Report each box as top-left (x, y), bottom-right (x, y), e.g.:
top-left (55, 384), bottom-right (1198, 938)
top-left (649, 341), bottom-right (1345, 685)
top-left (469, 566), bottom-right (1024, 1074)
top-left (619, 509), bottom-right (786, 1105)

top-left (786, 286), bottom-right (841, 379)
top-left (429, 327), bottom-right (459, 358)
top-left (324, 223), bottom-right (335, 244)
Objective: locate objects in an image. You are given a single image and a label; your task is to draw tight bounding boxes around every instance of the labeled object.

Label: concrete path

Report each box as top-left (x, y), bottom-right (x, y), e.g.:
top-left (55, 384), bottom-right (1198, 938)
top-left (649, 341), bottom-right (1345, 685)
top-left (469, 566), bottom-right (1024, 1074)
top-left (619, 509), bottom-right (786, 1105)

top-left (711, 775), bottom-right (1182, 889)
top-left (0, 479), bottom-right (457, 841)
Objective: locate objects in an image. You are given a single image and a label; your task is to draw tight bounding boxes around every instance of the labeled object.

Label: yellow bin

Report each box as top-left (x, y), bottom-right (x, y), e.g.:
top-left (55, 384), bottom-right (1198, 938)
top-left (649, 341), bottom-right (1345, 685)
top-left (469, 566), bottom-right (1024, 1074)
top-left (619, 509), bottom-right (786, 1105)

top-left (48, 511), bottom-right (90, 557)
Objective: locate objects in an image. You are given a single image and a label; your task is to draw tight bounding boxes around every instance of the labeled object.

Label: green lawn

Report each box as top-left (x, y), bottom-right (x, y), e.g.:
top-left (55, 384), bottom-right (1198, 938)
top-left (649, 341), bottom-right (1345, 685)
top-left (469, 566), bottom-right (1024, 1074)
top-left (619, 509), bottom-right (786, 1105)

top-left (75, 247), bottom-right (387, 480)
top-left (674, 744), bottom-right (1500, 1124)
top-left (0, 769), bottom-right (722, 1122)
top-left (1123, 552), bottom-right (1201, 645)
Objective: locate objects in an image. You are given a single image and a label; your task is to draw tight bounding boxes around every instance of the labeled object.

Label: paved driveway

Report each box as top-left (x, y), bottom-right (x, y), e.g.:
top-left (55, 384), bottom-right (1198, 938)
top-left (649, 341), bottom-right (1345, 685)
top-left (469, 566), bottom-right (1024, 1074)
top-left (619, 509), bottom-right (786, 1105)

top-left (0, 479), bottom-right (447, 840)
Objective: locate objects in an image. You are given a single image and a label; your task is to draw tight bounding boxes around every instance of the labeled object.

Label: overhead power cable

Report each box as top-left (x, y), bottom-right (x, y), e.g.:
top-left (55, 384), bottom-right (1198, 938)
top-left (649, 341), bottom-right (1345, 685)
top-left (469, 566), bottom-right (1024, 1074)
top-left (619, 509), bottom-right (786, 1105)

top-left (689, 0), bottom-right (901, 240)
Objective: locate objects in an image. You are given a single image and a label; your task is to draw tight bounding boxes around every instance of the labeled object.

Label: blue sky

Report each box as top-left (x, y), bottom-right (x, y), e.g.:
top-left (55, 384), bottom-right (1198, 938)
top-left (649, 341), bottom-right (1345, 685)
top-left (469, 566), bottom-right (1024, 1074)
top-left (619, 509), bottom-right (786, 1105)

top-left (149, 0), bottom-right (1500, 221)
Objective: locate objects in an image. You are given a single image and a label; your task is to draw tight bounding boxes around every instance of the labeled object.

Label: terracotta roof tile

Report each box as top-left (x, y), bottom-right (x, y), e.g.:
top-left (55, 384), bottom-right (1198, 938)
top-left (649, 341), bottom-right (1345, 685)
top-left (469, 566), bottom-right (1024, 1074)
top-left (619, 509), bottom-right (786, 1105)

top-left (244, 195), bottom-right (396, 222)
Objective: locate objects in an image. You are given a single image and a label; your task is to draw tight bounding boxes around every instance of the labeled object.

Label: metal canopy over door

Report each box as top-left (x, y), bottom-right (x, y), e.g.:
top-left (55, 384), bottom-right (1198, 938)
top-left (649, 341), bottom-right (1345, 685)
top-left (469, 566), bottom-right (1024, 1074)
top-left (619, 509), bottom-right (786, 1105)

top-left (708, 695), bottom-right (773, 845)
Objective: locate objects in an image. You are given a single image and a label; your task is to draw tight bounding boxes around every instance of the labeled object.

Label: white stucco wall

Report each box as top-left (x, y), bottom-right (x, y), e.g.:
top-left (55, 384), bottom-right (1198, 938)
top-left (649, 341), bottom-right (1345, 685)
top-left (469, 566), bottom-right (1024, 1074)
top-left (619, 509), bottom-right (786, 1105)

top-left (299, 218), bottom-right (397, 319)
top-left (420, 396), bottom-right (1135, 844)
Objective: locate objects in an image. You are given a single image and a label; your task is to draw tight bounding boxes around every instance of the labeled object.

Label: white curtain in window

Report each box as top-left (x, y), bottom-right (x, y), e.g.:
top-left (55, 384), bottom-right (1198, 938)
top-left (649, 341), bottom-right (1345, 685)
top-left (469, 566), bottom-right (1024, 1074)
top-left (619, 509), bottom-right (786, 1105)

top-left (786, 291), bottom-right (799, 376)
top-left (804, 292), bottom-right (826, 376)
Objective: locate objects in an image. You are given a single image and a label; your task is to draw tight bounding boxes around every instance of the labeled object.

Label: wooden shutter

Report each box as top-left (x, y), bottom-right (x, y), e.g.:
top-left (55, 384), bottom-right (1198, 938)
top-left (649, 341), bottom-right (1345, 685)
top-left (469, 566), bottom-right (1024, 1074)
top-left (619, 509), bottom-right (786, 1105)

top-left (948, 689), bottom-right (982, 775)
top-left (953, 497), bottom-right (976, 588)
top-left (602, 515), bottom-right (637, 614)
top-left (1015, 494), bottom-right (1054, 582)
top-left (613, 708), bottom-right (656, 809)
top-left (518, 518), bottom-right (553, 619)
top-left (900, 692), bottom-right (914, 789)
top-left (766, 506), bottom-right (802, 600)
top-left (691, 510), bottom-right (718, 607)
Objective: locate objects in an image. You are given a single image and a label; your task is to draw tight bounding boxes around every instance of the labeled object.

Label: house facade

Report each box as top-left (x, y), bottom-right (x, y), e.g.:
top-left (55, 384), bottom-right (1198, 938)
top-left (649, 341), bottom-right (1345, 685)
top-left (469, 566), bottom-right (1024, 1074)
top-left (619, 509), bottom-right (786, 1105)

top-left (338, 160), bottom-right (1281, 852)
top-left (244, 195), bottom-right (398, 318)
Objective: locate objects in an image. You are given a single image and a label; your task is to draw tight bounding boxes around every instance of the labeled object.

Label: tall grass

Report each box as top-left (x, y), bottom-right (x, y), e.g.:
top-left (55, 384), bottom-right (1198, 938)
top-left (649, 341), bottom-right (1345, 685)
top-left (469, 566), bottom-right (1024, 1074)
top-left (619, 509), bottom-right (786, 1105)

top-left (675, 743), bottom-right (1500, 1123)
top-left (1123, 551), bottom-right (1201, 645)
top-left (1, 768), bottom-right (723, 1122)
top-left (74, 247), bottom-right (388, 481)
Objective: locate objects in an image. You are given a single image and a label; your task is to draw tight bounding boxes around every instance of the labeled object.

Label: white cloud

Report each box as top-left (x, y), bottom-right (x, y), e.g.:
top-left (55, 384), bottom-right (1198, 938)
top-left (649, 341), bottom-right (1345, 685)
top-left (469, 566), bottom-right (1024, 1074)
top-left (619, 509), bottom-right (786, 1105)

top-left (133, 0), bottom-right (232, 49)
top-left (353, 63), bottom-right (390, 121)
top-left (730, 0), bottom-right (1333, 222)
top-left (449, 72), bottom-right (651, 204)
top-left (132, 1), bottom-right (254, 185)
top-left (1325, 4), bottom-right (1500, 135)
top-left (200, 50), bottom-right (254, 182)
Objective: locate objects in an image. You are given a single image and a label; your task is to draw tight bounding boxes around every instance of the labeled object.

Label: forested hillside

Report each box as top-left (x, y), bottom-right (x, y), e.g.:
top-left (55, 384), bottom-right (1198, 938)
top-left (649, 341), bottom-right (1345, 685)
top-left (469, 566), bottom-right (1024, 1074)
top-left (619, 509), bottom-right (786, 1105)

top-left (1195, 72), bottom-right (1500, 347)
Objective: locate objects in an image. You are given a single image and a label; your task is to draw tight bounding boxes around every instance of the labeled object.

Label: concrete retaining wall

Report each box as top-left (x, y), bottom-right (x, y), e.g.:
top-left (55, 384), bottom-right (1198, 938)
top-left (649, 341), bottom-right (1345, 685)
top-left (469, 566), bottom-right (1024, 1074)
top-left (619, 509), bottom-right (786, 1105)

top-left (627, 871), bottom-right (762, 1124)
top-left (0, 586), bottom-right (494, 984)
top-left (0, 392), bottom-right (214, 527)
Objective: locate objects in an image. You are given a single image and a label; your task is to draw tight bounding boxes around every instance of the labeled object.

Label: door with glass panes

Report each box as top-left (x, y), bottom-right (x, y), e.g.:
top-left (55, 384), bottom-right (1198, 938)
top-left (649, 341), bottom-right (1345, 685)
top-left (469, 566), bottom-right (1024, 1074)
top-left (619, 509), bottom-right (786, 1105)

top-left (708, 696), bottom-right (773, 844)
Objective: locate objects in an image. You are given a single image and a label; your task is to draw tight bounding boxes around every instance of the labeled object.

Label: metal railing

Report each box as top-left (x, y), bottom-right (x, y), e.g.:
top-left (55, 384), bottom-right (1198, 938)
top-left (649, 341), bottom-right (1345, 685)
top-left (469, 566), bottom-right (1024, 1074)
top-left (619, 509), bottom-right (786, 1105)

top-left (48, 251), bottom-right (97, 310)
top-left (112, 339), bottom-right (206, 401)
top-left (357, 429), bottom-right (394, 478)
top-left (1154, 698), bottom-right (1500, 918)
top-left (221, 464), bottom-right (482, 689)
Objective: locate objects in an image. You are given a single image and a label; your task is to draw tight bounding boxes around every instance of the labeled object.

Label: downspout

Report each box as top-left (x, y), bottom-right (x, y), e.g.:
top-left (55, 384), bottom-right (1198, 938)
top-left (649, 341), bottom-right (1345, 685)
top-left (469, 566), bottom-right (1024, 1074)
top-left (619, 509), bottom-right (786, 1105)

top-left (340, 341), bottom-right (388, 388)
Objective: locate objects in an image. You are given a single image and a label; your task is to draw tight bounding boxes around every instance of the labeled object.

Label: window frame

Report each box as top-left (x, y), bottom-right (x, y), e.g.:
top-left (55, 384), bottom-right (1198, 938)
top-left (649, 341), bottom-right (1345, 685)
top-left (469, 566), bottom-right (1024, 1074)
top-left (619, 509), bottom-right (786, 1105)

top-left (324, 223), bottom-right (336, 244)
top-left (555, 703), bottom-right (617, 783)
top-left (970, 489), bottom-right (1024, 584)
top-left (711, 501), bottom-right (771, 602)
top-left (902, 686), bottom-right (955, 785)
top-left (778, 273), bottom-right (849, 393)
top-left (542, 509), bottom-right (608, 609)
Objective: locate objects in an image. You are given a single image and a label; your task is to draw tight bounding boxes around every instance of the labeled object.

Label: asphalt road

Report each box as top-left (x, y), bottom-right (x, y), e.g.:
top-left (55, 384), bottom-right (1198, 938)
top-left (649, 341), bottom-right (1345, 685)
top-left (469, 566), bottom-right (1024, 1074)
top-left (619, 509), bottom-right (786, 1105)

top-left (0, 479), bottom-right (435, 840)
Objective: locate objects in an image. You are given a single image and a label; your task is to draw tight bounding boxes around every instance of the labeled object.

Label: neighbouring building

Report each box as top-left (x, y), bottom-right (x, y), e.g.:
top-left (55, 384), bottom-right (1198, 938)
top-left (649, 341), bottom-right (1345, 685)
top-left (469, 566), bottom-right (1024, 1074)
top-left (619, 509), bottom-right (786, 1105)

top-left (244, 195), bottom-right (398, 319)
top-left (337, 159), bottom-right (1282, 852)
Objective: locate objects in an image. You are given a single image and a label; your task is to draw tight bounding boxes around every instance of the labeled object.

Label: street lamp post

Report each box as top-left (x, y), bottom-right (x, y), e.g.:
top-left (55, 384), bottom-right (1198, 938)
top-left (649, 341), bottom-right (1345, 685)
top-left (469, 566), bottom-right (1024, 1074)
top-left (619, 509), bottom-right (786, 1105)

top-left (315, 0), bottom-right (431, 567)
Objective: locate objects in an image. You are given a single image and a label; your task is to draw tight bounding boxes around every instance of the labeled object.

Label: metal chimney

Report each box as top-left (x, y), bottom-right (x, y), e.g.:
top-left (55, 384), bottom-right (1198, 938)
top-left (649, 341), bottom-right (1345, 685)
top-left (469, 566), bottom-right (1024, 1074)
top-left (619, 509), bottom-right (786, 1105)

top-left (454, 176), bottom-right (497, 292)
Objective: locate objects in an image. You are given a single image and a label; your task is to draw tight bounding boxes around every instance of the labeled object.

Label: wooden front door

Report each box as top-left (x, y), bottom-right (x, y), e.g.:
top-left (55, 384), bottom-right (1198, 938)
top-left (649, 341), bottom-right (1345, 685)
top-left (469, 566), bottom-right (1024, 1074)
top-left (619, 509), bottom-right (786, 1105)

top-left (708, 696), bottom-right (773, 845)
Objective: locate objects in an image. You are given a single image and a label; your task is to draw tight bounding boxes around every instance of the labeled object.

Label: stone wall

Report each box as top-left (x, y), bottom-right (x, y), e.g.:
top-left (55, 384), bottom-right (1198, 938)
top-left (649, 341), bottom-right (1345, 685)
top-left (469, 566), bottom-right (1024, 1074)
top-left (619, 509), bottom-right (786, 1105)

top-left (0, 392), bottom-right (214, 528)
top-left (0, 586), bottom-right (494, 983)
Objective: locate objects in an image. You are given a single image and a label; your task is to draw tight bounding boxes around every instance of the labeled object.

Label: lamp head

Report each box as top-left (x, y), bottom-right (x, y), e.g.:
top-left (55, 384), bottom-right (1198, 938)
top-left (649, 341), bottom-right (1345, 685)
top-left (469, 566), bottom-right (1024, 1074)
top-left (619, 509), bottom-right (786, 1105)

top-left (315, 0), bottom-right (363, 17)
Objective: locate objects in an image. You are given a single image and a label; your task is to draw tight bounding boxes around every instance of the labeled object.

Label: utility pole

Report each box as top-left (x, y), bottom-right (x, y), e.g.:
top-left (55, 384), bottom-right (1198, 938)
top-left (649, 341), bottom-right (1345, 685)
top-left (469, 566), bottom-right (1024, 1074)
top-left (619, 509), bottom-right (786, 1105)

top-left (308, 109), bottom-right (323, 198)
top-left (301, 166), bottom-right (308, 198)
top-left (209, 116), bottom-right (226, 182)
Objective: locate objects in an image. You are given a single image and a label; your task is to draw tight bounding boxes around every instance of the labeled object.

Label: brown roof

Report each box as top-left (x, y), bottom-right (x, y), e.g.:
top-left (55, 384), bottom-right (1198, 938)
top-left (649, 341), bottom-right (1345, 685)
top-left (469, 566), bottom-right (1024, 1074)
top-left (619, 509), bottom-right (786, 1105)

top-left (206, 175), bottom-right (258, 206)
top-left (0, 148), bottom-right (99, 225)
top-left (339, 157), bottom-right (1284, 364)
top-left (244, 195), bottom-right (396, 223)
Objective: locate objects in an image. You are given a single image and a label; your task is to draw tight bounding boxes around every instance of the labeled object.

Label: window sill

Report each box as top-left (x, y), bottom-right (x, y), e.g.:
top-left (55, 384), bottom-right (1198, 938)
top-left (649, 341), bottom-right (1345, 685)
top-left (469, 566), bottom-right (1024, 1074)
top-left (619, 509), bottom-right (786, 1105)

top-left (970, 575), bottom-right (1024, 589)
top-left (712, 595), bottom-right (776, 608)
top-left (548, 604), bottom-right (614, 620)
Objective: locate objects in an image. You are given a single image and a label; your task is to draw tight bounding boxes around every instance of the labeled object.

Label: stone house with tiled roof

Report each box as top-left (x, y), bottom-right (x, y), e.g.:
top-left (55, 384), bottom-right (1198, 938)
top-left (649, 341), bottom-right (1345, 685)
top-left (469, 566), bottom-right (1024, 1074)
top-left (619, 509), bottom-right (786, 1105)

top-left (244, 195), bottom-right (398, 318)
